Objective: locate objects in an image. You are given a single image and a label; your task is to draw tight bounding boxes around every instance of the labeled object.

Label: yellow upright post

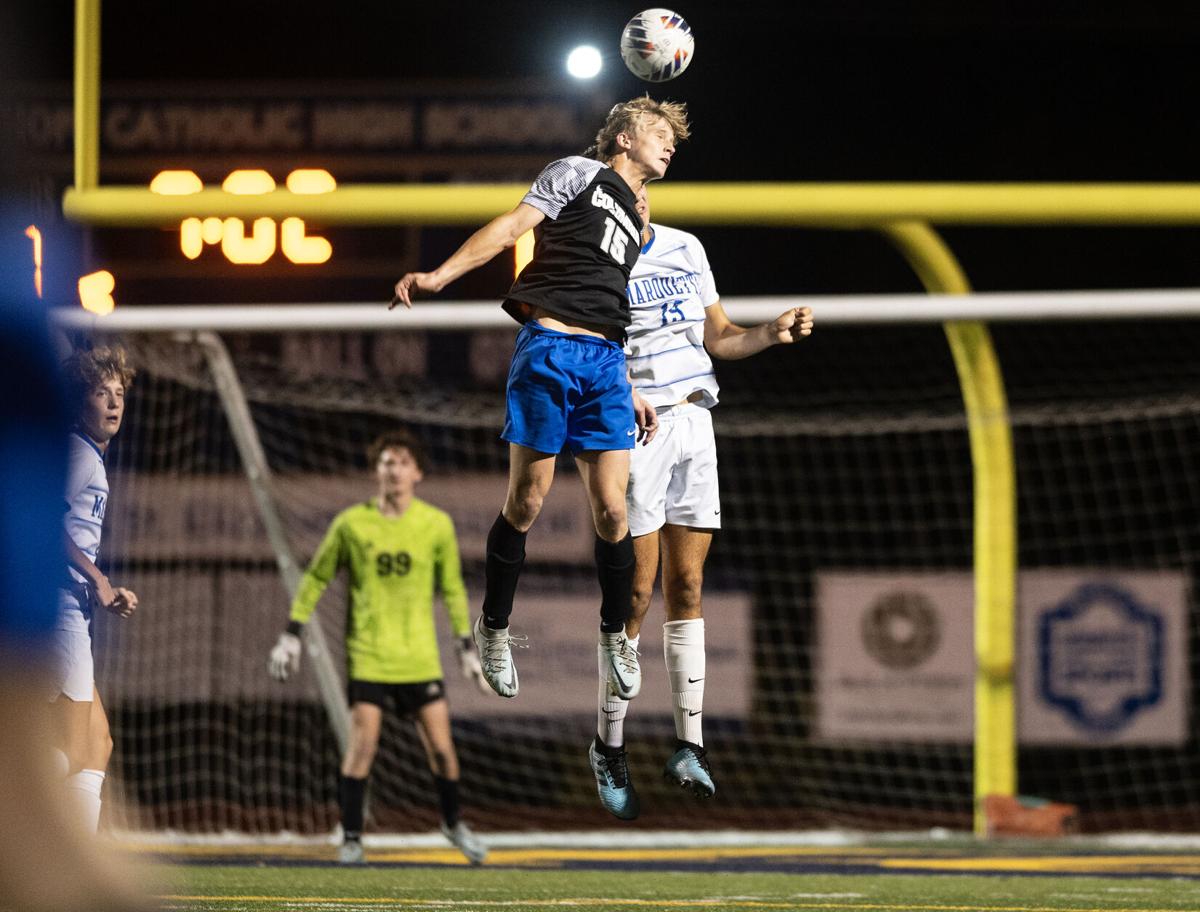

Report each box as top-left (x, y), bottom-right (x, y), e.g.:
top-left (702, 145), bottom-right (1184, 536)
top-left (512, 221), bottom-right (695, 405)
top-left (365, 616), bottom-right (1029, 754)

top-left (74, 0), bottom-right (101, 191)
top-left (881, 221), bottom-right (1017, 836)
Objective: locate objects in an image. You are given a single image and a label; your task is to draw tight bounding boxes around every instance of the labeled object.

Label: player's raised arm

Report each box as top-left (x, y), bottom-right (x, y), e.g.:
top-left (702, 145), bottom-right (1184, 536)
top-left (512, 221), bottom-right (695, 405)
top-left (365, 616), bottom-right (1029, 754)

top-left (702, 301), bottom-right (814, 360)
top-left (390, 202), bottom-right (545, 309)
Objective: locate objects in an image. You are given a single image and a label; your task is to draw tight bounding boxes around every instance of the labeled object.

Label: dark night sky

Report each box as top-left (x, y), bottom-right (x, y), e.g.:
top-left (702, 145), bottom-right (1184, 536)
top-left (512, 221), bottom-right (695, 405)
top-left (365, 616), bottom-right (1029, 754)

top-left (5, 2), bottom-right (1200, 295)
top-left (5, 2), bottom-right (1197, 181)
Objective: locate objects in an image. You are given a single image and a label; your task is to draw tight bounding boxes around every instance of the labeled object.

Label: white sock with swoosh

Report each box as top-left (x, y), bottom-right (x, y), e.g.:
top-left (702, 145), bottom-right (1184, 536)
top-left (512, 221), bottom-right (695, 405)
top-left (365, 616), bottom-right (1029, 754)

top-left (664, 618), bottom-right (705, 747)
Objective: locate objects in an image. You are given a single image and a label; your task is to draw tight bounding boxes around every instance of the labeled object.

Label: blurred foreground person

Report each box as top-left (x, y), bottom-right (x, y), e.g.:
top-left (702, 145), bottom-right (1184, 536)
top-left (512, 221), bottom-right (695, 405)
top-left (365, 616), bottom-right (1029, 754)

top-left (0, 213), bottom-right (150, 911)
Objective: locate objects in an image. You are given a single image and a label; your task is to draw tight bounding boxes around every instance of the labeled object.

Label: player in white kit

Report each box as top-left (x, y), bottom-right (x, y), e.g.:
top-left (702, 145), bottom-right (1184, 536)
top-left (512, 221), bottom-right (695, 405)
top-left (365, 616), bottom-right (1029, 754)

top-left (52, 346), bottom-right (139, 834)
top-left (591, 188), bottom-right (813, 816)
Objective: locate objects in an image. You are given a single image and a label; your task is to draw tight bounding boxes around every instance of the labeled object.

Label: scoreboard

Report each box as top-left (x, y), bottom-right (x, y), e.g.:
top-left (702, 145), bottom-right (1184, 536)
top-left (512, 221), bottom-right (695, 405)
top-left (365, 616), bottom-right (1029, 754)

top-left (154, 168), bottom-right (334, 265)
top-left (5, 79), bottom-right (608, 306)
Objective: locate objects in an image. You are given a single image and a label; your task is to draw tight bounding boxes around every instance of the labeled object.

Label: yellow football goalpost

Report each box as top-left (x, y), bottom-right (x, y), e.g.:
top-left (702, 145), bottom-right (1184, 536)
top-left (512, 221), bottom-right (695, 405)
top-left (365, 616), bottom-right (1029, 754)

top-left (65, 0), bottom-right (1200, 836)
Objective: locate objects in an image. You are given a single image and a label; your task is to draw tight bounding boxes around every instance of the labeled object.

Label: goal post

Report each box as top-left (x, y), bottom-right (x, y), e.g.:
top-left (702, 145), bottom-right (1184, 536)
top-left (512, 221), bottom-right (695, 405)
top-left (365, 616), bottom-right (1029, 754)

top-left (883, 222), bottom-right (1016, 836)
top-left (50, 290), bottom-right (1200, 838)
top-left (192, 331), bottom-right (350, 757)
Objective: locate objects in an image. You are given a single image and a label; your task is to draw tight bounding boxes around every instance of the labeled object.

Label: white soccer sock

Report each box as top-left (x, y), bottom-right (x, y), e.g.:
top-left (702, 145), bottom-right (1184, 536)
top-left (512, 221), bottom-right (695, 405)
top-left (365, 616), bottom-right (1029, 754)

top-left (664, 619), bottom-right (705, 747)
top-left (66, 768), bottom-right (105, 834)
top-left (597, 634), bottom-right (638, 747)
top-left (51, 748), bottom-right (71, 779)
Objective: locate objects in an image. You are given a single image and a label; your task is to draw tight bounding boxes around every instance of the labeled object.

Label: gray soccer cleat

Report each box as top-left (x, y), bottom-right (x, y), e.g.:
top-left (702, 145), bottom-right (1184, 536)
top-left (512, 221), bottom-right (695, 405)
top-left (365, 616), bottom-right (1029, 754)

top-left (663, 742), bottom-right (716, 798)
top-left (588, 738), bottom-right (640, 820)
top-left (338, 838), bottom-right (366, 865)
top-left (473, 616), bottom-right (518, 698)
top-left (441, 820), bottom-right (488, 865)
top-left (599, 631), bottom-right (641, 700)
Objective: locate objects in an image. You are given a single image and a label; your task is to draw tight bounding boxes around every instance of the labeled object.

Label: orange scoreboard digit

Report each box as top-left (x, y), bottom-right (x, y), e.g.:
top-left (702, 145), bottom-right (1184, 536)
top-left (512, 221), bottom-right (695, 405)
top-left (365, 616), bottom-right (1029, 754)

top-left (151, 168), bottom-right (336, 265)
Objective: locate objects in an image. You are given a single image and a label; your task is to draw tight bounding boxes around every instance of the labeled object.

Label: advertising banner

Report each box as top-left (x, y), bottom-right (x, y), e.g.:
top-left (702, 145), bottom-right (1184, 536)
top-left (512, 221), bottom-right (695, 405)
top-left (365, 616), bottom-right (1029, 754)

top-left (816, 569), bottom-right (1189, 746)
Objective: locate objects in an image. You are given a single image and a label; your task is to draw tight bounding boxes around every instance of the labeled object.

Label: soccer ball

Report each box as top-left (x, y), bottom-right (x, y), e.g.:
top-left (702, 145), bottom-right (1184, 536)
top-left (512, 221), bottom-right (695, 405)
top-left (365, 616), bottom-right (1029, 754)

top-left (620, 9), bottom-right (695, 83)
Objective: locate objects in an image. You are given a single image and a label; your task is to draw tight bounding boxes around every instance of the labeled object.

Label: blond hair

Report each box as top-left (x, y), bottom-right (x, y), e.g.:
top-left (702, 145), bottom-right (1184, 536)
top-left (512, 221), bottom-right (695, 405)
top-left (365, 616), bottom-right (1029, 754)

top-left (587, 95), bottom-right (690, 162)
top-left (61, 345), bottom-right (135, 409)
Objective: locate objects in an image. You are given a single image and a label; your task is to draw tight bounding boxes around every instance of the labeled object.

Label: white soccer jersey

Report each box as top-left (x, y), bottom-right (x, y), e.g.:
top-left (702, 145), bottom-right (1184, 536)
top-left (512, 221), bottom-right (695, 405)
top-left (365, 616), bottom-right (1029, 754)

top-left (624, 222), bottom-right (720, 409)
top-left (59, 431), bottom-right (109, 631)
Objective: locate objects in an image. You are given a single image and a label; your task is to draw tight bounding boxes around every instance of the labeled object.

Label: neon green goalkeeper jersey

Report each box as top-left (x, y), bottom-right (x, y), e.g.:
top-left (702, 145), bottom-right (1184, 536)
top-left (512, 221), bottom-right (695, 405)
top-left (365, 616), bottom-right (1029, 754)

top-left (289, 497), bottom-right (469, 683)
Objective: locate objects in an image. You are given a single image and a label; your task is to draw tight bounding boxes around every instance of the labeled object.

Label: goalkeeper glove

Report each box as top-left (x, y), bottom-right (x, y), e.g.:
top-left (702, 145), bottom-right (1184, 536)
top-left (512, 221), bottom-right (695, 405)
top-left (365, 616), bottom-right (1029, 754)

top-left (456, 636), bottom-right (490, 695)
top-left (269, 631), bottom-right (302, 681)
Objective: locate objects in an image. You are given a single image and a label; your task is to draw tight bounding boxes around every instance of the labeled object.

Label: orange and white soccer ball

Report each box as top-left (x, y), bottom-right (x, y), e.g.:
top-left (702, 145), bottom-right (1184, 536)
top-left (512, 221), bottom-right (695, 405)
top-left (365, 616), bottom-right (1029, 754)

top-left (619, 9), bottom-right (695, 82)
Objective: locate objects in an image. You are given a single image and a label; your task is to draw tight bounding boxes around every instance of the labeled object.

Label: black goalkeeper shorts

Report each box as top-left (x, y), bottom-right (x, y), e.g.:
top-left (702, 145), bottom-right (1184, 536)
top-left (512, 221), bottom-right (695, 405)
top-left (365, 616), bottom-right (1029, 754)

top-left (348, 678), bottom-right (445, 717)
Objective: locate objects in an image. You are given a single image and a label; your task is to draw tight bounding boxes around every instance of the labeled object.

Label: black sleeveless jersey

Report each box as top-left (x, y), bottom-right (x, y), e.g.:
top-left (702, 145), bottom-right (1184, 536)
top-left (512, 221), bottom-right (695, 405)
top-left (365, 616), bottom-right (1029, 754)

top-left (503, 156), bottom-right (642, 330)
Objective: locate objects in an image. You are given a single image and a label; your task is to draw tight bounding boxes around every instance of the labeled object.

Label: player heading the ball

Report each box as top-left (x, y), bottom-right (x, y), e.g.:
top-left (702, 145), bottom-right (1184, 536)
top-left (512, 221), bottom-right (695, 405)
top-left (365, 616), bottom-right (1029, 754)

top-left (391, 96), bottom-right (689, 817)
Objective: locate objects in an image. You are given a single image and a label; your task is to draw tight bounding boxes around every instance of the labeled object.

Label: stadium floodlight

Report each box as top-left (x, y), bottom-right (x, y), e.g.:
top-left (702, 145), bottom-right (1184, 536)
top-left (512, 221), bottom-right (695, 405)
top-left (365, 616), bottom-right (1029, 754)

top-left (566, 45), bottom-right (603, 79)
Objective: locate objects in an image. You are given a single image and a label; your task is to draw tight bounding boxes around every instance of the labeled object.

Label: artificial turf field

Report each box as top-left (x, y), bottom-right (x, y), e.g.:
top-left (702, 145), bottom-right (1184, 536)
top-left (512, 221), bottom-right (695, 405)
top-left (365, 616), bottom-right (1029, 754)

top-left (133, 841), bottom-right (1200, 912)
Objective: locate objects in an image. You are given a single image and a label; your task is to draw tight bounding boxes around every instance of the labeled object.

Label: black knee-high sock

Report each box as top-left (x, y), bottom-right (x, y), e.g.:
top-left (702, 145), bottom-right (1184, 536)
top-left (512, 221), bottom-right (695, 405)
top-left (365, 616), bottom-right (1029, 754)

top-left (483, 513), bottom-right (527, 629)
top-left (435, 775), bottom-right (460, 828)
top-left (595, 533), bottom-right (634, 633)
top-left (339, 775), bottom-right (366, 841)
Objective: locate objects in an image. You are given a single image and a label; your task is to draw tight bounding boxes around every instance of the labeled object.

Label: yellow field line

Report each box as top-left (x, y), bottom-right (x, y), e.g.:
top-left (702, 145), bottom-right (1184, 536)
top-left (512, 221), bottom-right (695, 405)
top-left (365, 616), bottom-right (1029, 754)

top-left (127, 844), bottom-right (942, 860)
top-left (881, 856), bottom-right (1200, 873)
top-left (135, 842), bottom-right (1200, 874)
top-left (157, 895), bottom-right (1194, 912)
top-left (368, 846), bottom-right (916, 864)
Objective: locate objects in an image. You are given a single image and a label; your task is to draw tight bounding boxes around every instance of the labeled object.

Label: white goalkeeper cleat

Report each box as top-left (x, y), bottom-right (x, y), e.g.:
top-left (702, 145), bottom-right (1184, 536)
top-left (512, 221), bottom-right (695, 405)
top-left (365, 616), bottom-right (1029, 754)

top-left (442, 821), bottom-right (488, 865)
top-left (337, 838), bottom-right (365, 865)
top-left (599, 631), bottom-right (641, 700)
top-left (473, 616), bottom-right (519, 698)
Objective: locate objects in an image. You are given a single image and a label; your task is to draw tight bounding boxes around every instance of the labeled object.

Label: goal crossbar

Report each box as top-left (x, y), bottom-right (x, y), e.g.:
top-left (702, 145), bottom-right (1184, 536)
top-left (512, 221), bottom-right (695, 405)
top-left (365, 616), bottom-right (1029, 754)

top-left (50, 288), bottom-right (1200, 334)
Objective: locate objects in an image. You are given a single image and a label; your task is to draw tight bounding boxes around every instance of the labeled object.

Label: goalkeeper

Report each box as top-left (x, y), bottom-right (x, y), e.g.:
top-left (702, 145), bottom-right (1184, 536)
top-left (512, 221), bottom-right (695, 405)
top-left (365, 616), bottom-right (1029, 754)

top-left (268, 429), bottom-right (490, 865)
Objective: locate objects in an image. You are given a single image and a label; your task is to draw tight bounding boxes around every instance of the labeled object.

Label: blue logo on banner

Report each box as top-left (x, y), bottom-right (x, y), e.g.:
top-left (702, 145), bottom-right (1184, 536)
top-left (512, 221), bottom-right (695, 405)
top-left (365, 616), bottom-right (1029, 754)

top-left (1038, 582), bottom-right (1163, 734)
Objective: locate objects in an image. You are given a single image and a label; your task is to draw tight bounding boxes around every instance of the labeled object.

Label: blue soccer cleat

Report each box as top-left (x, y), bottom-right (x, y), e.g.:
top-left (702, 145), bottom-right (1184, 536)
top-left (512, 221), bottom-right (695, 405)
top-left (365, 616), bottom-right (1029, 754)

top-left (663, 742), bottom-right (716, 798)
top-left (588, 738), bottom-right (640, 820)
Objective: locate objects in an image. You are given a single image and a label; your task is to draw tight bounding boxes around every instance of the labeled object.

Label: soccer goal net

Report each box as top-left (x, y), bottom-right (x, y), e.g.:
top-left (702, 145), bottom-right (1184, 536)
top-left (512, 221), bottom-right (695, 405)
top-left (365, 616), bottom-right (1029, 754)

top-left (55, 291), bottom-right (1200, 837)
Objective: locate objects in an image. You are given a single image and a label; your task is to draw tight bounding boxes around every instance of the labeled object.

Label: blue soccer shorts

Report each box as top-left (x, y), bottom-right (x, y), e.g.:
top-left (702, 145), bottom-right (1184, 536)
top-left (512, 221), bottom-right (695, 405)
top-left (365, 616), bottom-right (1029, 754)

top-left (502, 322), bottom-right (636, 454)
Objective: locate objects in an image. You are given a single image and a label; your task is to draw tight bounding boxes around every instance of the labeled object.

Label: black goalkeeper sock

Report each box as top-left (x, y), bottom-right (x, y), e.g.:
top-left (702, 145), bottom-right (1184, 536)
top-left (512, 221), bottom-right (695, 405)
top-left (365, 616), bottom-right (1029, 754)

top-left (595, 533), bottom-right (634, 634)
top-left (339, 775), bottom-right (366, 841)
top-left (434, 775), bottom-right (460, 828)
top-left (482, 512), bottom-right (527, 629)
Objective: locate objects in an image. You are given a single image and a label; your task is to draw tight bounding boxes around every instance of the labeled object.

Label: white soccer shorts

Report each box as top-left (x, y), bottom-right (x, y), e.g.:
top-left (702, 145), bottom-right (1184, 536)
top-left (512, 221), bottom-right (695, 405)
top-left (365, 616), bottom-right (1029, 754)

top-left (48, 628), bottom-right (94, 705)
top-left (48, 606), bottom-right (95, 703)
top-left (627, 405), bottom-right (721, 537)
